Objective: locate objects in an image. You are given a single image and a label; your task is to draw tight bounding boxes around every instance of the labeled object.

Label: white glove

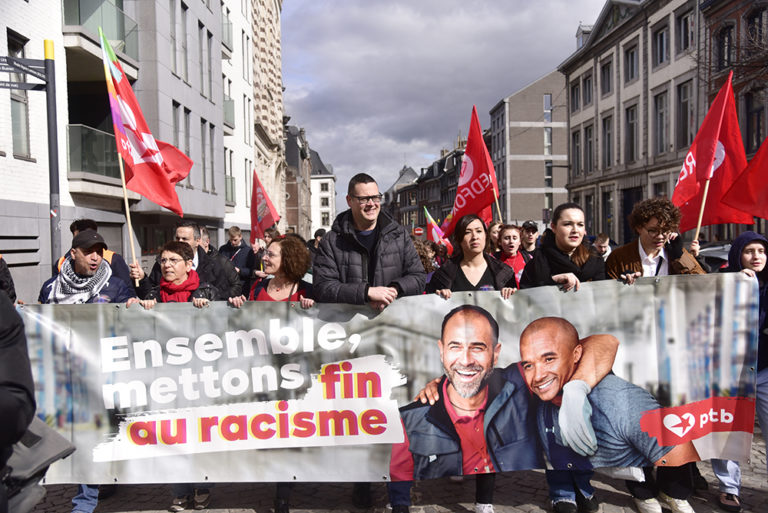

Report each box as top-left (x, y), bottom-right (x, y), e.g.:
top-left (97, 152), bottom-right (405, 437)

top-left (558, 380), bottom-right (597, 456)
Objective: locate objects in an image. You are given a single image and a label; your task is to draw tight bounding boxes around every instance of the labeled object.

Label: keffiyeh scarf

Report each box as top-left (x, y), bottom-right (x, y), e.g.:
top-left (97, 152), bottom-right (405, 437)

top-left (48, 258), bottom-right (112, 304)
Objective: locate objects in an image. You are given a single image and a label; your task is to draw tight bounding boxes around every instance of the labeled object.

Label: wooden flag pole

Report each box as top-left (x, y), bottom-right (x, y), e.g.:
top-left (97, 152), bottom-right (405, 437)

top-left (490, 172), bottom-right (503, 221)
top-left (693, 178), bottom-right (712, 242)
top-left (118, 156), bottom-right (141, 287)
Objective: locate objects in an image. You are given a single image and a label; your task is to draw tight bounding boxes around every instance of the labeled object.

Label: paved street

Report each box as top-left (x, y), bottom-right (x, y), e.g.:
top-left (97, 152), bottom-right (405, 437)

top-left (32, 429), bottom-right (768, 513)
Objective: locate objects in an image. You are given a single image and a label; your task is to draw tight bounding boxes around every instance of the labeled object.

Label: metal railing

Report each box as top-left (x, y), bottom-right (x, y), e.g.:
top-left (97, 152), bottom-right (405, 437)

top-left (225, 175), bottom-right (236, 205)
top-left (63, 0), bottom-right (139, 60)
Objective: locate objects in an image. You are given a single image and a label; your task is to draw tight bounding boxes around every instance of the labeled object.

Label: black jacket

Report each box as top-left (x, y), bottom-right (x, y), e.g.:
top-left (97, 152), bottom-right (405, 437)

top-left (0, 257), bottom-right (15, 303)
top-left (313, 209), bottom-right (426, 304)
top-left (426, 253), bottom-right (518, 293)
top-left (138, 246), bottom-right (238, 299)
top-left (219, 240), bottom-right (253, 283)
top-left (0, 291), bottom-right (35, 470)
top-left (519, 229), bottom-right (605, 288)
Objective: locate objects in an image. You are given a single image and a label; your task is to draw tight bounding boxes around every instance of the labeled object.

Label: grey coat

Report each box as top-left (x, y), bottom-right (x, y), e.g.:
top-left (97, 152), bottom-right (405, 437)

top-left (313, 209), bottom-right (426, 304)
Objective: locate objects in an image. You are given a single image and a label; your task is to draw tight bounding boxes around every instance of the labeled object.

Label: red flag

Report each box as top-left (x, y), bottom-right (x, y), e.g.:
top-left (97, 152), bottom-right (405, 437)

top-left (440, 106), bottom-right (499, 237)
top-left (99, 28), bottom-right (192, 216)
top-left (722, 135), bottom-right (768, 220)
top-left (250, 170), bottom-right (281, 244)
top-left (671, 72), bottom-right (753, 232)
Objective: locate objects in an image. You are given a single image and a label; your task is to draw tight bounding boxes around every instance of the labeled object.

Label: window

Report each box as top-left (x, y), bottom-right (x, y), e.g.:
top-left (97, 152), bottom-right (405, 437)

top-left (676, 10), bottom-right (695, 53)
top-left (180, 3), bottom-right (188, 80)
top-left (170, 0), bottom-right (177, 73)
top-left (8, 31), bottom-right (30, 157)
top-left (183, 108), bottom-right (191, 185)
top-left (582, 73), bottom-right (593, 106)
top-left (602, 116), bottom-right (613, 169)
top-left (625, 105), bottom-right (638, 162)
top-left (198, 22), bottom-right (205, 96)
top-left (321, 197), bottom-right (329, 207)
top-left (321, 213), bottom-right (330, 226)
top-left (653, 182), bottom-right (668, 198)
top-left (746, 90), bottom-right (765, 153)
top-left (584, 125), bottom-right (594, 173)
top-left (746, 8), bottom-right (768, 52)
top-left (571, 131), bottom-right (581, 176)
top-left (201, 119), bottom-right (208, 191)
top-left (717, 26), bottom-right (734, 70)
top-left (624, 45), bottom-right (638, 83)
top-left (653, 26), bottom-right (669, 67)
top-left (544, 93), bottom-right (553, 122)
top-left (321, 182), bottom-right (329, 192)
top-left (585, 194), bottom-right (594, 235)
top-left (544, 127), bottom-right (553, 156)
top-left (207, 31), bottom-right (213, 101)
top-left (677, 81), bottom-right (695, 149)
top-left (570, 81), bottom-right (580, 112)
top-left (245, 159), bottom-right (252, 207)
top-left (242, 30), bottom-right (250, 81)
top-left (601, 190), bottom-right (613, 235)
top-left (654, 92), bottom-right (668, 155)
top-left (243, 94), bottom-right (249, 144)
top-left (209, 125), bottom-right (215, 192)
top-left (172, 101), bottom-right (181, 148)
top-left (600, 59), bottom-right (612, 95)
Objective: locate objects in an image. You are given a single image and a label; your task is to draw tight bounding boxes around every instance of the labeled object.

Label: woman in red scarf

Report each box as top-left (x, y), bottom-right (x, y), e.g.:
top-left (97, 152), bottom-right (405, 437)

top-left (494, 224), bottom-right (526, 286)
top-left (139, 241), bottom-right (220, 309)
top-left (246, 235), bottom-right (314, 308)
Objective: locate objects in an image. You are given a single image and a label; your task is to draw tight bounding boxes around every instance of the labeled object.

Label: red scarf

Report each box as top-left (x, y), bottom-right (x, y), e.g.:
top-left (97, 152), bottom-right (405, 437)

top-left (159, 270), bottom-right (200, 303)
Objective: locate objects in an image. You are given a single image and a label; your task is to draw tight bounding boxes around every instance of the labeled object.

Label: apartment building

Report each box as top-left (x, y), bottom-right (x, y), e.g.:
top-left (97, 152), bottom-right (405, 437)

top-left (490, 70), bottom-right (569, 229)
top-left (559, 0), bottom-right (702, 243)
top-left (309, 150), bottom-right (336, 237)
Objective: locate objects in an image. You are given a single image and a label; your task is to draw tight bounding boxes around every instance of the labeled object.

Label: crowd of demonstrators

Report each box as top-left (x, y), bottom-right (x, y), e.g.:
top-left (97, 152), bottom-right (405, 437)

top-left (428, 214), bottom-right (517, 299)
top-left (590, 233), bottom-right (612, 261)
top-left (494, 224), bottom-right (526, 285)
top-left (218, 225), bottom-right (255, 293)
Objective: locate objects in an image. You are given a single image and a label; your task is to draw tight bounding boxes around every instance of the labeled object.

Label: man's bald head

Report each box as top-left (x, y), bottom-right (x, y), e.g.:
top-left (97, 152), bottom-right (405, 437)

top-left (519, 317), bottom-right (582, 402)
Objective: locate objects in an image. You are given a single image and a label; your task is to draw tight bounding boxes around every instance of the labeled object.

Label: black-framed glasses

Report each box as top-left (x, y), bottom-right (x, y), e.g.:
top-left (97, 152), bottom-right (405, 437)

top-left (351, 194), bottom-right (383, 204)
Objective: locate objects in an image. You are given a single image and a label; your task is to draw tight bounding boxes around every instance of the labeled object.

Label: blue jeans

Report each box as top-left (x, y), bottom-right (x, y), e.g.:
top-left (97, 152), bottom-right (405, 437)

top-left (545, 469), bottom-right (594, 505)
top-left (711, 459), bottom-right (741, 494)
top-left (387, 481), bottom-right (412, 507)
top-left (71, 484), bottom-right (98, 513)
top-left (757, 368), bottom-right (768, 475)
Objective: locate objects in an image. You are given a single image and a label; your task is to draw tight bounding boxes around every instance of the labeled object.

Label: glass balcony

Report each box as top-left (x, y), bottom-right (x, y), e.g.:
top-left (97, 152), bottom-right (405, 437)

top-left (225, 175), bottom-right (236, 205)
top-left (223, 94), bottom-right (235, 129)
top-left (222, 18), bottom-right (233, 52)
top-left (63, 0), bottom-right (139, 61)
top-left (67, 124), bottom-right (120, 180)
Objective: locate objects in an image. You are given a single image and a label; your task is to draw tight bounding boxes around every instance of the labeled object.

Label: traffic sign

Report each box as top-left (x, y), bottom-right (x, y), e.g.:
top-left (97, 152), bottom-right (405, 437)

top-left (413, 227), bottom-right (424, 236)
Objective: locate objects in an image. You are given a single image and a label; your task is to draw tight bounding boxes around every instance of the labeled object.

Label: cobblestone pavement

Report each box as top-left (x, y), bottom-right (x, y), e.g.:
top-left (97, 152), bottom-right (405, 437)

top-left (32, 433), bottom-right (768, 513)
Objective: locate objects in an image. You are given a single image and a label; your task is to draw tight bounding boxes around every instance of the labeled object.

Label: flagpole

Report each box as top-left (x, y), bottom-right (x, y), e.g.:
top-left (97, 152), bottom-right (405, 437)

top-left (492, 179), bottom-right (503, 221)
top-left (693, 179), bottom-right (712, 242)
top-left (118, 155), bottom-right (140, 287)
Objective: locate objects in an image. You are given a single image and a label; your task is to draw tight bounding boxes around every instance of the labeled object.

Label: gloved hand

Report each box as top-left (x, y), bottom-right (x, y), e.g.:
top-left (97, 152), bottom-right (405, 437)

top-left (558, 380), bottom-right (597, 456)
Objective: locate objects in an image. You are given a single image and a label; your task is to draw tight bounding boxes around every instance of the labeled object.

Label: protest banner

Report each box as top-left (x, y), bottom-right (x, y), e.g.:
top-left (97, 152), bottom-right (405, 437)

top-left (19, 273), bottom-right (758, 484)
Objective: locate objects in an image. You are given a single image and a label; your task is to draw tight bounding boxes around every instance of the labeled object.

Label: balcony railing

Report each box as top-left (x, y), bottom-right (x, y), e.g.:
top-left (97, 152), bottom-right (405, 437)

top-left (225, 175), bottom-right (236, 205)
top-left (222, 18), bottom-right (233, 52)
top-left (223, 94), bottom-right (235, 129)
top-left (67, 124), bottom-right (120, 180)
top-left (63, 0), bottom-right (139, 61)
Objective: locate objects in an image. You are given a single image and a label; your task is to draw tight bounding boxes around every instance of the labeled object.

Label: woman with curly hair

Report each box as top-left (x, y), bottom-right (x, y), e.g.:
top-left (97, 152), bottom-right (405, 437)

top-left (247, 235), bottom-right (314, 308)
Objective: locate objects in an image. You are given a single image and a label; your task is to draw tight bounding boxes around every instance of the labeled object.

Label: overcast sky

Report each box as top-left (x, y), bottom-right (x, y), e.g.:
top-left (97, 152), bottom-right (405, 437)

top-left (282, 0), bottom-right (606, 202)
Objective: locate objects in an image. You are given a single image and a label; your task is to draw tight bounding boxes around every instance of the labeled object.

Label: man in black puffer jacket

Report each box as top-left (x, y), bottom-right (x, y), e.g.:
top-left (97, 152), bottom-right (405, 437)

top-left (313, 173), bottom-right (425, 309)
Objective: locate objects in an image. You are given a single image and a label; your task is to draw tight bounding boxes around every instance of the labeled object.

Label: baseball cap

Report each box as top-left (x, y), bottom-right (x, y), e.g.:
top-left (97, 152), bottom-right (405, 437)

top-left (71, 229), bottom-right (108, 250)
top-left (522, 220), bottom-right (538, 232)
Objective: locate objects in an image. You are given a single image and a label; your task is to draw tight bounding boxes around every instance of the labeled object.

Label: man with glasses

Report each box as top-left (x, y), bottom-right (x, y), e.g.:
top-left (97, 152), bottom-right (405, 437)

top-left (313, 172), bottom-right (425, 508)
top-left (314, 172), bottom-right (425, 309)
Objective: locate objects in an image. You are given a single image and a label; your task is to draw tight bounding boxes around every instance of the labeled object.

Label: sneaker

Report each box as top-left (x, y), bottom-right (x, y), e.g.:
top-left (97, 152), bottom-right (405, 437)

top-left (632, 497), bottom-right (662, 513)
top-left (169, 495), bottom-right (190, 512)
top-left (192, 488), bottom-right (210, 510)
top-left (474, 503), bottom-right (494, 513)
top-left (392, 506), bottom-right (410, 513)
top-left (717, 492), bottom-right (741, 513)
top-left (552, 501), bottom-right (578, 513)
top-left (576, 495), bottom-right (599, 513)
top-left (275, 498), bottom-right (290, 513)
top-left (658, 492), bottom-right (694, 513)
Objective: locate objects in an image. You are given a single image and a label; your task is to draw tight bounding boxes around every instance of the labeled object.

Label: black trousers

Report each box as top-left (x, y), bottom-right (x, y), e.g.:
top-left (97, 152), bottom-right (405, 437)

top-left (625, 463), bottom-right (695, 500)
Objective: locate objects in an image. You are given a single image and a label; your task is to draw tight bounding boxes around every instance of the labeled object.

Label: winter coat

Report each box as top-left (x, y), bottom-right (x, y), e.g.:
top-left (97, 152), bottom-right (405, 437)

top-left (426, 253), bottom-right (518, 293)
top-left (313, 209), bottom-right (426, 304)
top-left (519, 229), bottom-right (605, 288)
top-left (138, 246), bottom-right (237, 299)
top-left (219, 240), bottom-right (253, 283)
top-left (0, 256), bottom-right (15, 303)
top-left (38, 274), bottom-right (136, 304)
top-left (605, 236), bottom-right (704, 280)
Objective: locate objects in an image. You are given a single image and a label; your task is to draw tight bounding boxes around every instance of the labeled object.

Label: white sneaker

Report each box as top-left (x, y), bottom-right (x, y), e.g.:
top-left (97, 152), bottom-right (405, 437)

top-left (632, 497), bottom-right (662, 513)
top-left (474, 503), bottom-right (494, 513)
top-left (658, 492), bottom-right (694, 513)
